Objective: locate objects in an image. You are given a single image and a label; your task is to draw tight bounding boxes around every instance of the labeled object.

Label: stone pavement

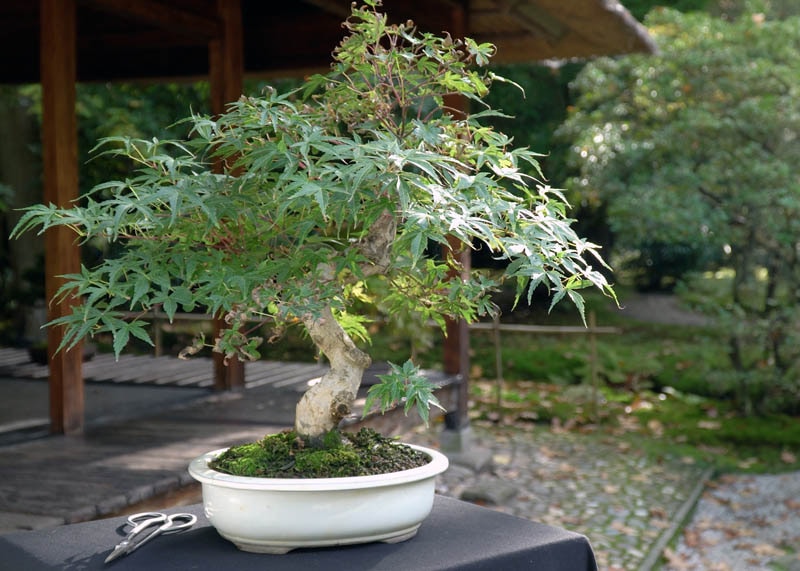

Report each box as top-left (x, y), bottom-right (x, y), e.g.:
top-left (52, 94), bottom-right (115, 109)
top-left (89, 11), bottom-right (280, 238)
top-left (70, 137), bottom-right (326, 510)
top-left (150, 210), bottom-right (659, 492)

top-left (404, 422), bottom-right (800, 570)
top-left (664, 471), bottom-right (800, 570)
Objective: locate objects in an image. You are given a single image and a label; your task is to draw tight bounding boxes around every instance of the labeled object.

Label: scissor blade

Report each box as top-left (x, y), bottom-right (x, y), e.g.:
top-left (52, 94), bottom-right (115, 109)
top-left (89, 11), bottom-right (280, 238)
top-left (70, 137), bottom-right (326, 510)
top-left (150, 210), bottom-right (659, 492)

top-left (104, 543), bottom-right (129, 563)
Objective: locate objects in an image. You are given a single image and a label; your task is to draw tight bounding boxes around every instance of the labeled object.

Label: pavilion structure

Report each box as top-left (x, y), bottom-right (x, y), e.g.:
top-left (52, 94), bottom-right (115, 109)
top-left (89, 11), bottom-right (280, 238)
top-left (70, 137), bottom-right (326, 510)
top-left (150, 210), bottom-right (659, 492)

top-left (0, 0), bottom-right (655, 434)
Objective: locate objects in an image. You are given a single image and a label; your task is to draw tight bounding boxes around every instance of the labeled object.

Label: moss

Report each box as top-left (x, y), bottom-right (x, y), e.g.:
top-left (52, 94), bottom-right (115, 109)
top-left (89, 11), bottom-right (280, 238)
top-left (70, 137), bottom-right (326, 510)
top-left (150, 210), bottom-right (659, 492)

top-left (294, 448), bottom-right (362, 477)
top-left (320, 429), bottom-right (343, 450)
top-left (209, 428), bottom-right (430, 478)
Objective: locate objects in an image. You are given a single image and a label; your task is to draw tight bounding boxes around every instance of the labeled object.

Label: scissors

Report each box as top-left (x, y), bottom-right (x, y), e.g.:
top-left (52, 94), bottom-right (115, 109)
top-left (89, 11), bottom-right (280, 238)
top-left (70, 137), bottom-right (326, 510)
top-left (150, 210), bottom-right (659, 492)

top-left (105, 511), bottom-right (197, 563)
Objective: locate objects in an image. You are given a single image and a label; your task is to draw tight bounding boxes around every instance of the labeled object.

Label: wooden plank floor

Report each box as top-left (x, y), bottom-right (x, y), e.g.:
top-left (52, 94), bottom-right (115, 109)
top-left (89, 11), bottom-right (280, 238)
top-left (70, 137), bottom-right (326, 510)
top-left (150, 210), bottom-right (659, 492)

top-left (0, 412), bottom-right (282, 530)
top-left (0, 347), bottom-right (324, 391)
top-left (0, 347), bottom-right (327, 532)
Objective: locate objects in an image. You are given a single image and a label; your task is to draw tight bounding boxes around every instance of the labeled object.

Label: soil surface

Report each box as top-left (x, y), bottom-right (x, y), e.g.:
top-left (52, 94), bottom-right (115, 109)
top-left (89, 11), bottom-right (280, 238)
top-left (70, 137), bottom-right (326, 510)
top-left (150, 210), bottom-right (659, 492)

top-left (210, 428), bottom-right (429, 478)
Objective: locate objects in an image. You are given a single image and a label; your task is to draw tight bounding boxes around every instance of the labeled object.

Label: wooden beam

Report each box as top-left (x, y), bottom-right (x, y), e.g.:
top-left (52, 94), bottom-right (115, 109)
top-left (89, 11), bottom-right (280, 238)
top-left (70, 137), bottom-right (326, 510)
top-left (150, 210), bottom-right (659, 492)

top-left (495, 0), bottom-right (567, 42)
top-left (40, 0), bottom-right (84, 434)
top-left (77, 30), bottom-right (208, 51)
top-left (301, 0), bottom-right (351, 19)
top-left (83, 0), bottom-right (219, 39)
top-left (210, 0), bottom-right (245, 391)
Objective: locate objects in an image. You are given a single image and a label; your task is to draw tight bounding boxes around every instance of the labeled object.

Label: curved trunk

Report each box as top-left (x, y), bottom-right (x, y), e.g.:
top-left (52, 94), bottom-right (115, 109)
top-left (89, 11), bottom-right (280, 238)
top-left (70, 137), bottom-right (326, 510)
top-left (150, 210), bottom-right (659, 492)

top-left (295, 211), bottom-right (395, 441)
top-left (295, 306), bottom-right (371, 441)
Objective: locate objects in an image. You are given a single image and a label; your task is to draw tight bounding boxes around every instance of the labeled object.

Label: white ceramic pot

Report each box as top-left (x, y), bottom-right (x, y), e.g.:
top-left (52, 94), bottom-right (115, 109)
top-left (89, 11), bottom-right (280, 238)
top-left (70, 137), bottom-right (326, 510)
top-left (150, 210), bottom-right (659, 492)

top-left (188, 443), bottom-right (449, 554)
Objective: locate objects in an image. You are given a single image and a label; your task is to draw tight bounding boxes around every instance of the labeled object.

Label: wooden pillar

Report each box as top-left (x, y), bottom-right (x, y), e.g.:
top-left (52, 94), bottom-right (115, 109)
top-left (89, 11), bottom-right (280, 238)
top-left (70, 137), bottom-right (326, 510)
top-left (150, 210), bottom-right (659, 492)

top-left (209, 0), bottom-right (244, 118)
top-left (209, 0), bottom-right (245, 390)
top-left (40, 0), bottom-right (84, 434)
top-left (443, 237), bottom-right (471, 430)
top-left (442, 3), bottom-right (471, 430)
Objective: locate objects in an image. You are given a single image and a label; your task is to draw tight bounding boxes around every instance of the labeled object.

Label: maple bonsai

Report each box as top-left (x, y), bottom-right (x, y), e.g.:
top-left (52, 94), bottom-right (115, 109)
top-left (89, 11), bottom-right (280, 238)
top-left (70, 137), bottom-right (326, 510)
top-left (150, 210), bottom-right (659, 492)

top-left (13, 1), bottom-right (614, 445)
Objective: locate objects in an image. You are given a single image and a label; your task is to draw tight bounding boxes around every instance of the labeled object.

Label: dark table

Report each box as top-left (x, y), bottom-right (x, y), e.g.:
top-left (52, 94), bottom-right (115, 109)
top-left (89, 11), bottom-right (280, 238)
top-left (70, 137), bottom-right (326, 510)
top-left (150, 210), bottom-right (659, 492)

top-left (0, 496), bottom-right (597, 570)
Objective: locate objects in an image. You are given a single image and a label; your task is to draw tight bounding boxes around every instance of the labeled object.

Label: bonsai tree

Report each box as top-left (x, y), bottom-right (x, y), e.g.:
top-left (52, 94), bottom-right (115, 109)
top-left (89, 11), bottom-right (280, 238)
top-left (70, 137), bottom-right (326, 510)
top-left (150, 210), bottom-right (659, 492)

top-left (13, 0), bottom-right (613, 444)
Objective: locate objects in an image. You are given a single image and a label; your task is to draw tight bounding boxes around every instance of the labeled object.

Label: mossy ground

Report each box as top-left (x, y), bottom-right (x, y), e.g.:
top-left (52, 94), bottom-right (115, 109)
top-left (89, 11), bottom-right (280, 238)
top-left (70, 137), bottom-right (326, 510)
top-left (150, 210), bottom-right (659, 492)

top-left (209, 427), bottom-right (430, 478)
top-left (469, 379), bottom-right (800, 474)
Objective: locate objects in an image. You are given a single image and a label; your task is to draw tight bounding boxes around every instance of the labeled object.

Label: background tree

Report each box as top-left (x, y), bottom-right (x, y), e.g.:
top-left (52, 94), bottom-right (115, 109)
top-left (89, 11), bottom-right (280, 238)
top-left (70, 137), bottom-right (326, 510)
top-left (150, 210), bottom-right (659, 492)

top-left (559, 7), bottom-right (800, 413)
top-left (480, 0), bottom-right (714, 279)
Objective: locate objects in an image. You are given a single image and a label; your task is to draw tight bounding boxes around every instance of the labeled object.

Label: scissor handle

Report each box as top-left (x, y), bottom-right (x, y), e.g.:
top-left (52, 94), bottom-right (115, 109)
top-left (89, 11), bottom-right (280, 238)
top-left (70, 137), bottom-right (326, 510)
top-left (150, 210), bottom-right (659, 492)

top-left (120, 512), bottom-right (197, 554)
top-left (160, 513), bottom-right (197, 533)
top-left (126, 511), bottom-right (196, 532)
top-left (127, 511), bottom-right (166, 526)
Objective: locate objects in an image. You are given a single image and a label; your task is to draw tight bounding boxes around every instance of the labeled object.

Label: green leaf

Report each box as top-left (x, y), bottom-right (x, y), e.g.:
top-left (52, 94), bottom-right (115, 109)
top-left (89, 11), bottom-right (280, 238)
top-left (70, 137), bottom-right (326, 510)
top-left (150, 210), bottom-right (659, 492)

top-left (162, 298), bottom-right (178, 321)
top-left (129, 322), bottom-right (154, 346)
top-left (131, 275), bottom-right (150, 309)
top-left (112, 327), bottom-right (130, 358)
top-left (362, 360), bottom-right (444, 427)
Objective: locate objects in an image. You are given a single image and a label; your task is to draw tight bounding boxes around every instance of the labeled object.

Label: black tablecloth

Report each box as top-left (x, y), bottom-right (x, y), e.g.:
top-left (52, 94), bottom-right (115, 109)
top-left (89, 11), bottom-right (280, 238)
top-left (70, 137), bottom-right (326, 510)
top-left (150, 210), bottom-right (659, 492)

top-left (0, 496), bottom-right (597, 570)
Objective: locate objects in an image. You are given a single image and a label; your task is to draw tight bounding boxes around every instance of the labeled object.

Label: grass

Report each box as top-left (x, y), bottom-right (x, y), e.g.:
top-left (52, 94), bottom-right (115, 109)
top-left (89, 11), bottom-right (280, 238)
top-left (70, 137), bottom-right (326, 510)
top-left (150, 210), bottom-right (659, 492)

top-left (453, 282), bottom-right (800, 475)
top-left (468, 377), bottom-right (800, 474)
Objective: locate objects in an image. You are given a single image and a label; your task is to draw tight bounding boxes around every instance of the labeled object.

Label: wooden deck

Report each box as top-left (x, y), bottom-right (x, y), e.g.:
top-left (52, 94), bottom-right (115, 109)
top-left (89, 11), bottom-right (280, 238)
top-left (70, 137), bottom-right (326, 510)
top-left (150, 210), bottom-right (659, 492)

top-left (0, 347), bottom-right (325, 390)
top-left (0, 347), bottom-right (325, 533)
top-left (0, 348), bottom-right (457, 533)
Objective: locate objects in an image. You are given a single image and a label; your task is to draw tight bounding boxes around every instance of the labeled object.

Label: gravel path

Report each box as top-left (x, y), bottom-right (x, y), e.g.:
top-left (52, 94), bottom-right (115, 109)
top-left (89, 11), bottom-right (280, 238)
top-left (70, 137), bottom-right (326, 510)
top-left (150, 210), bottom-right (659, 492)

top-left (663, 471), bottom-right (800, 570)
top-left (403, 423), bottom-right (800, 571)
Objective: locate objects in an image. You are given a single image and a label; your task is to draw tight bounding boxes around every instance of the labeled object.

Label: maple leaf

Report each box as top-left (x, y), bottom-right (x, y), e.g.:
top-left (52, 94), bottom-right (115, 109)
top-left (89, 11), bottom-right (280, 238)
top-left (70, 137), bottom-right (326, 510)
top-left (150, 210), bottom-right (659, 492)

top-left (784, 498), bottom-right (800, 510)
top-left (662, 547), bottom-right (693, 570)
top-left (610, 520), bottom-right (636, 536)
top-left (684, 528), bottom-right (701, 547)
top-left (751, 543), bottom-right (786, 557)
top-left (649, 506), bottom-right (668, 520)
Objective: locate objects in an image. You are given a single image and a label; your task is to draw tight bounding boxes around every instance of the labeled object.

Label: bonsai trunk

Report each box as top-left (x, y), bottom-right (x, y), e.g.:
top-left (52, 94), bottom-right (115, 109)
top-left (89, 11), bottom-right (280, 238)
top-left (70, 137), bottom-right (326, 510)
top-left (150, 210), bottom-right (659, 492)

top-left (295, 306), bottom-right (371, 441)
top-left (294, 210), bottom-right (396, 442)
top-left (294, 211), bottom-right (396, 441)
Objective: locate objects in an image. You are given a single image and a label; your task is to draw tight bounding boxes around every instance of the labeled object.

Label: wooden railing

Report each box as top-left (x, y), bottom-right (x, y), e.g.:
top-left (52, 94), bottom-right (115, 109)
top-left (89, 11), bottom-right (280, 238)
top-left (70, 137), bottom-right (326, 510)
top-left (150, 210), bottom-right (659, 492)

top-left (468, 311), bottom-right (620, 420)
top-left (121, 310), bottom-right (219, 358)
top-left (124, 309), bottom-right (619, 417)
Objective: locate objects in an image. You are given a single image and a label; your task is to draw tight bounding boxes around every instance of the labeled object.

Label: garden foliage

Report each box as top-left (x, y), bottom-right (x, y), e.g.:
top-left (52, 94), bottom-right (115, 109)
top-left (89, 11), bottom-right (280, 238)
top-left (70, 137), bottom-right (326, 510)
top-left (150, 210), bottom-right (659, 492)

top-left (559, 8), bottom-right (800, 413)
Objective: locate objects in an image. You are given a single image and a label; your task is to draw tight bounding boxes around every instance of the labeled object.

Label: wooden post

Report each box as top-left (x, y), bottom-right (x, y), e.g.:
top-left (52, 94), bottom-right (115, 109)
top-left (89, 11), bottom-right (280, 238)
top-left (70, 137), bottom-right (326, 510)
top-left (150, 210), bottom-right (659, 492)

top-left (40, 0), bottom-right (84, 434)
top-left (589, 310), bottom-right (599, 421)
top-left (209, 0), bottom-right (244, 120)
top-left (493, 313), bottom-right (503, 411)
top-left (442, 236), bottom-right (471, 431)
top-left (209, 0), bottom-right (245, 390)
top-left (442, 3), bottom-right (471, 431)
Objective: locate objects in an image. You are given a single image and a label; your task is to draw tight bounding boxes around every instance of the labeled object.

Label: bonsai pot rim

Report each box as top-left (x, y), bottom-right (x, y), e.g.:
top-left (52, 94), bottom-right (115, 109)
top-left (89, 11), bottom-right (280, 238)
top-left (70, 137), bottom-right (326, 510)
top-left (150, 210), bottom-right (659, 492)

top-left (188, 443), bottom-right (448, 490)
